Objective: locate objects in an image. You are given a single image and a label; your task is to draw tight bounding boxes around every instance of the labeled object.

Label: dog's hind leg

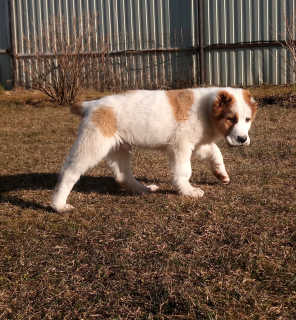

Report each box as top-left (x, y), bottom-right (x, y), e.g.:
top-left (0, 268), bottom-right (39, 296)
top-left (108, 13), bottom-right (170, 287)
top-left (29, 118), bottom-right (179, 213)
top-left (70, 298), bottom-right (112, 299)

top-left (195, 143), bottom-right (229, 184)
top-left (51, 130), bottom-right (115, 213)
top-left (106, 148), bottom-right (159, 193)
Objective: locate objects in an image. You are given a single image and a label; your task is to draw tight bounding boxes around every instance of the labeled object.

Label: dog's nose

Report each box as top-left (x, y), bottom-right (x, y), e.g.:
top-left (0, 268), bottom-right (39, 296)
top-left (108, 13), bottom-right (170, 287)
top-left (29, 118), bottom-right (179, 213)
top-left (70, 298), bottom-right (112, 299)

top-left (237, 135), bottom-right (248, 144)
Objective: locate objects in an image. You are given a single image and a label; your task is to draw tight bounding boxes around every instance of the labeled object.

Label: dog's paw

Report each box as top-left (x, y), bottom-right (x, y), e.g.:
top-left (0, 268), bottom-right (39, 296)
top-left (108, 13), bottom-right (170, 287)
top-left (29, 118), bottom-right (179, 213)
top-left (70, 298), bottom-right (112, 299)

top-left (213, 171), bottom-right (230, 184)
top-left (211, 163), bottom-right (230, 184)
top-left (180, 187), bottom-right (204, 197)
top-left (51, 203), bottom-right (75, 213)
top-left (147, 184), bottom-right (159, 192)
top-left (63, 204), bottom-right (75, 212)
top-left (212, 168), bottom-right (230, 184)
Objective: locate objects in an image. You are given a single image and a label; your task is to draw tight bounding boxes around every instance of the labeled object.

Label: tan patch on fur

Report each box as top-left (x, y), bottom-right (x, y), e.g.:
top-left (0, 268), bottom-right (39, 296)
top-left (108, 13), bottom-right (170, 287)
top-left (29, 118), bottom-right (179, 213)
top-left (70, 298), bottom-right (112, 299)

top-left (212, 91), bottom-right (238, 136)
top-left (243, 89), bottom-right (257, 119)
top-left (92, 106), bottom-right (117, 137)
top-left (166, 89), bottom-right (194, 122)
top-left (70, 102), bottom-right (83, 116)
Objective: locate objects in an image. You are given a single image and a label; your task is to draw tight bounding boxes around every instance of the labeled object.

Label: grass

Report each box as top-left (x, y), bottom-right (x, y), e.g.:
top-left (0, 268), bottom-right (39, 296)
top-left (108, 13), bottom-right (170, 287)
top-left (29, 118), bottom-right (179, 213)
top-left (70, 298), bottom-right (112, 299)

top-left (0, 87), bottom-right (296, 319)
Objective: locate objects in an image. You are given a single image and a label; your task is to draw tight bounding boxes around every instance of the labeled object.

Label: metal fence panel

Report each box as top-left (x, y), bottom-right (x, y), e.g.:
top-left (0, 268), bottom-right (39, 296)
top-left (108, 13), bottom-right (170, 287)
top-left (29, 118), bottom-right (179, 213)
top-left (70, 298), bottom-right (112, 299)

top-left (0, 0), bottom-right (13, 89)
top-left (9, 0), bottom-right (198, 89)
top-left (203, 0), bottom-right (296, 86)
top-left (3, 0), bottom-right (296, 89)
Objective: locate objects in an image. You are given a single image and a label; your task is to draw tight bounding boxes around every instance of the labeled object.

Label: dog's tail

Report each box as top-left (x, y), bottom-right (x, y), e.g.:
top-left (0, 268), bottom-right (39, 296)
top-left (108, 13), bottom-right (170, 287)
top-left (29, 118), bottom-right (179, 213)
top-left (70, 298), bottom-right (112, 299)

top-left (70, 102), bottom-right (84, 116)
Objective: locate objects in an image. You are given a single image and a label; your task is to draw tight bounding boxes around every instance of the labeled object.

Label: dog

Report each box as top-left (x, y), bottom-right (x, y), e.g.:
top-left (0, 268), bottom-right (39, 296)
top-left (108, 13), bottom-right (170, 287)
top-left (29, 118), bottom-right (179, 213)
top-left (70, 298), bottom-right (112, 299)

top-left (51, 87), bottom-right (257, 213)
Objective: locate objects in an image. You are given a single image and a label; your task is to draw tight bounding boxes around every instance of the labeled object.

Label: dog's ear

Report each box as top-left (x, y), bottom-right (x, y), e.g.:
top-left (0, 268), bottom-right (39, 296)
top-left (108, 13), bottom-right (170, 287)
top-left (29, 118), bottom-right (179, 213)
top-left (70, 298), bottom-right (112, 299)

top-left (214, 90), bottom-right (234, 108)
top-left (212, 90), bottom-right (234, 116)
top-left (243, 89), bottom-right (257, 120)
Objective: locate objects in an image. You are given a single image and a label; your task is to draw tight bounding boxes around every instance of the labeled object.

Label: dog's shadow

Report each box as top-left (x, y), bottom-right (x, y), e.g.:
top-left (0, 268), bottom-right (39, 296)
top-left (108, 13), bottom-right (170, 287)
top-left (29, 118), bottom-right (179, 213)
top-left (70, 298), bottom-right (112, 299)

top-left (0, 173), bottom-right (123, 211)
top-left (0, 173), bottom-right (121, 193)
top-left (0, 173), bottom-right (172, 211)
top-left (0, 173), bottom-right (218, 211)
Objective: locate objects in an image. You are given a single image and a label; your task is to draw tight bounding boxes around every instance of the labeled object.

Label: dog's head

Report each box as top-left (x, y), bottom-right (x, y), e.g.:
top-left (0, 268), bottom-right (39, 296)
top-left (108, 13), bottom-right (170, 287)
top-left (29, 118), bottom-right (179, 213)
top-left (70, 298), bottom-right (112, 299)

top-left (211, 89), bottom-right (257, 146)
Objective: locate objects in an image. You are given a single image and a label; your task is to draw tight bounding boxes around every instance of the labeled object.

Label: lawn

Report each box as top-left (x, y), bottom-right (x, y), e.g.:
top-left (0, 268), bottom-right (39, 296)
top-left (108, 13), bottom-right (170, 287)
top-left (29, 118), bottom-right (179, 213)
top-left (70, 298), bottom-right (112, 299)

top-left (0, 87), bottom-right (295, 319)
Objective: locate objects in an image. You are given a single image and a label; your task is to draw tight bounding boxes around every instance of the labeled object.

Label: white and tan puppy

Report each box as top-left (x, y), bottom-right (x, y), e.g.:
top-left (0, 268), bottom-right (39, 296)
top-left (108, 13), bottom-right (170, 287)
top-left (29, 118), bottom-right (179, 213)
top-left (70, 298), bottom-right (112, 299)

top-left (51, 87), bottom-right (257, 213)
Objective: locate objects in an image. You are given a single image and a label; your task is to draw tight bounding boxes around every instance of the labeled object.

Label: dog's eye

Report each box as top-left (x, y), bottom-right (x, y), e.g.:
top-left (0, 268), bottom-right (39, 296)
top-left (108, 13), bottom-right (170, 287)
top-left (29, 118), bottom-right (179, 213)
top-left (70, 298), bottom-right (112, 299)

top-left (227, 117), bottom-right (236, 123)
top-left (246, 117), bottom-right (251, 123)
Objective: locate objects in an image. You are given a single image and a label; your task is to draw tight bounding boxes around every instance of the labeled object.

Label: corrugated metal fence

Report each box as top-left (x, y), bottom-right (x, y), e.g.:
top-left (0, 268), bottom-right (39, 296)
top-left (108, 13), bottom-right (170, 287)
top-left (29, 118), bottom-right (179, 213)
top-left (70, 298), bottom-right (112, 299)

top-left (1, 0), bottom-right (296, 90)
top-left (203, 0), bottom-right (296, 85)
top-left (0, 0), bottom-right (13, 89)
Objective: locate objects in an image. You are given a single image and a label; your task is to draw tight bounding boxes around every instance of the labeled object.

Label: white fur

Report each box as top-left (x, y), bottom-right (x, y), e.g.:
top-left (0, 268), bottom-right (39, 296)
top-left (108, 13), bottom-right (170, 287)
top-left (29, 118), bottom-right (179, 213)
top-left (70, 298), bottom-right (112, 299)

top-left (51, 87), bottom-right (256, 213)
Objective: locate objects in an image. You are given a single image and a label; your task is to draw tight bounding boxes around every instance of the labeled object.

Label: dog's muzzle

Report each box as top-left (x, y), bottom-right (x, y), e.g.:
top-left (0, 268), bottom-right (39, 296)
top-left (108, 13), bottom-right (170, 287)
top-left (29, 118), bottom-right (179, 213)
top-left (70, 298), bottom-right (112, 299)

top-left (226, 135), bottom-right (250, 146)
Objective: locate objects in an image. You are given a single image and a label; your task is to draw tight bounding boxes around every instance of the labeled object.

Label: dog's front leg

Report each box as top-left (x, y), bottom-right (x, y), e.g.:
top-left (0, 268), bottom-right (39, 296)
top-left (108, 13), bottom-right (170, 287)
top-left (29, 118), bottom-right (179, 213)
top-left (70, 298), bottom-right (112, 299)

top-left (168, 143), bottom-right (204, 197)
top-left (195, 143), bottom-right (230, 184)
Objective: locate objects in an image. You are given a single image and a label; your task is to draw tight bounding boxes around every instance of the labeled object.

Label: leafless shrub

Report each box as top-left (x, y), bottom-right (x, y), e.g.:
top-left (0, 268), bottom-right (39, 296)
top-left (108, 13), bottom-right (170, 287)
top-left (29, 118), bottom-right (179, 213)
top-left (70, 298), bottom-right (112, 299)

top-left (18, 15), bottom-right (126, 105)
top-left (272, 1), bottom-right (296, 83)
top-left (16, 14), bottom-right (197, 101)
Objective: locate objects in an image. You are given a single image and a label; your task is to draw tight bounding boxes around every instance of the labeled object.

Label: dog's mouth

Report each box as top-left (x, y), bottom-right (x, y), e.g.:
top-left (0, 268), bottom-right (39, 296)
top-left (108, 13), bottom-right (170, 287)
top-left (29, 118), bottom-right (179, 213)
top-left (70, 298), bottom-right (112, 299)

top-left (225, 135), bottom-right (250, 147)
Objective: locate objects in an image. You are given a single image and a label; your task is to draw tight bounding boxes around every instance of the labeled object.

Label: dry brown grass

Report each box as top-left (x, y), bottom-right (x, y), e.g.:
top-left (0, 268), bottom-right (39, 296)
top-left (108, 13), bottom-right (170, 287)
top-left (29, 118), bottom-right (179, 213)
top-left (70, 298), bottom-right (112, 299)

top-left (0, 87), bottom-right (296, 319)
